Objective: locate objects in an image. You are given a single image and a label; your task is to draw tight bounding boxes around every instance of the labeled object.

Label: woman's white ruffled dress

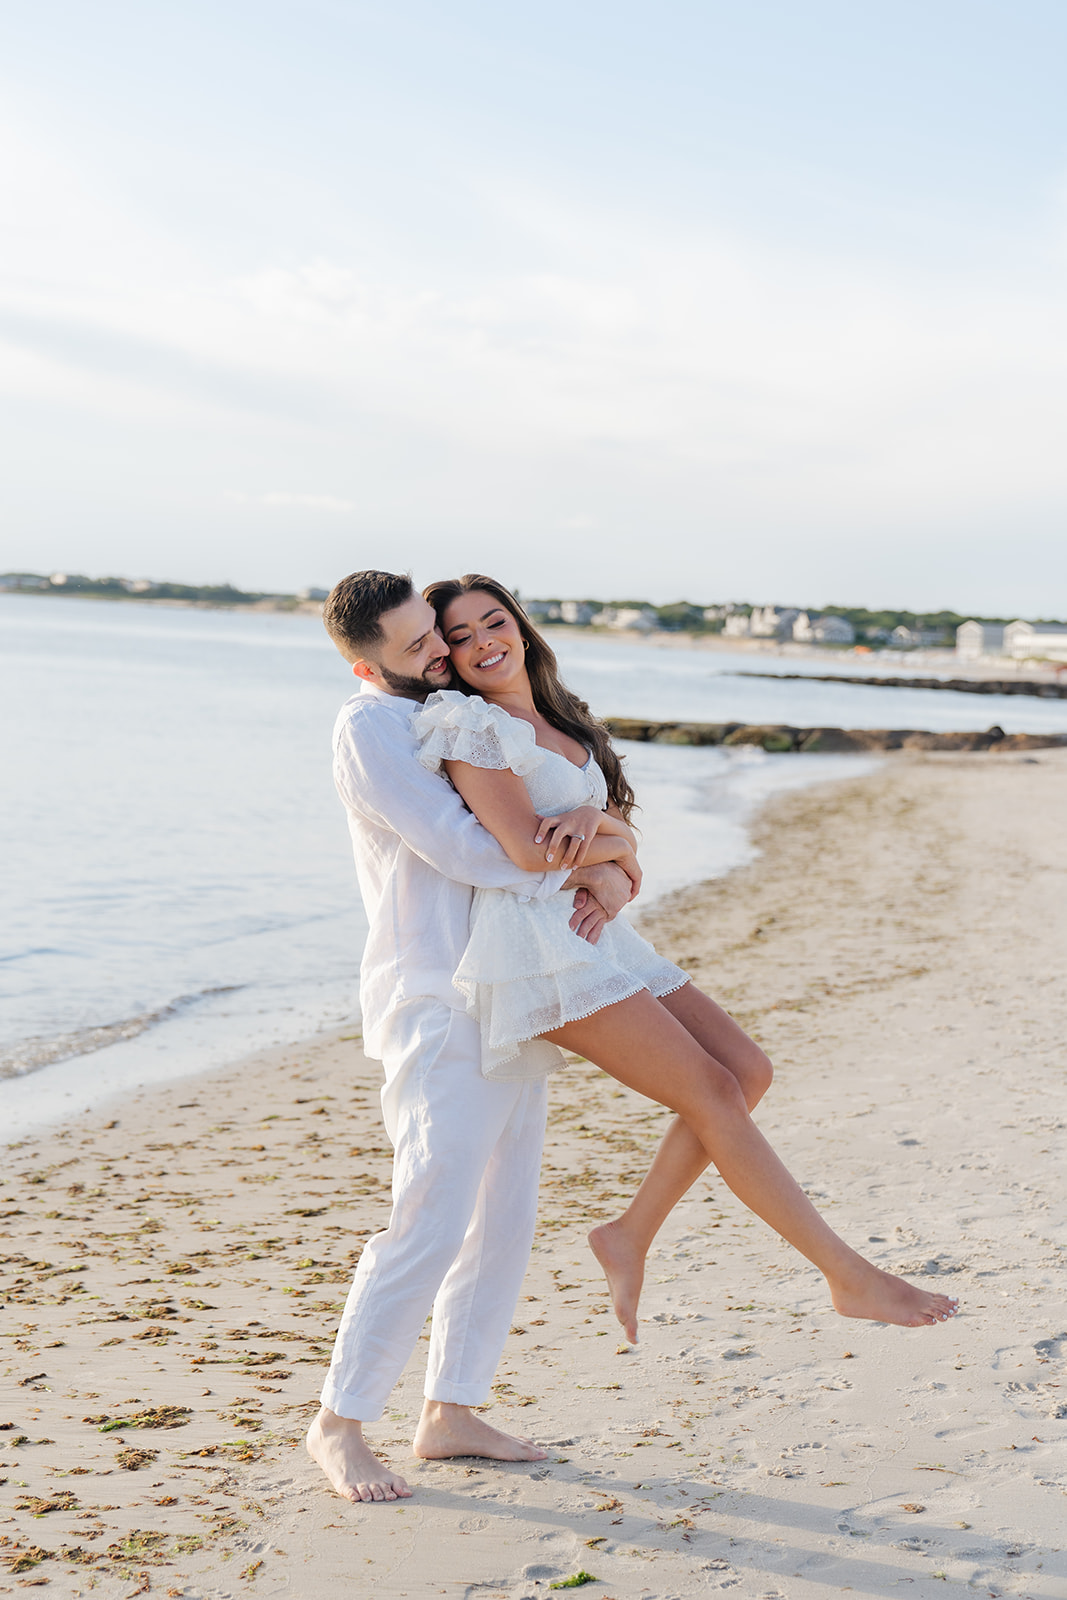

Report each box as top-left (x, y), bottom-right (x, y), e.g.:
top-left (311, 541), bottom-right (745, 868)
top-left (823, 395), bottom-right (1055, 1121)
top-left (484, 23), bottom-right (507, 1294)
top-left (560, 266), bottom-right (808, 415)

top-left (413, 691), bottom-right (688, 1081)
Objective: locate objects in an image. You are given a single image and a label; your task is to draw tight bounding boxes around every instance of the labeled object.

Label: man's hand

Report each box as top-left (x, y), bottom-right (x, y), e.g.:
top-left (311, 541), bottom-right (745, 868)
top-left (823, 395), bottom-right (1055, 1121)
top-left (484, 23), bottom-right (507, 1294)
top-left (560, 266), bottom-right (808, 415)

top-left (568, 888), bottom-right (609, 945)
top-left (565, 860), bottom-right (634, 921)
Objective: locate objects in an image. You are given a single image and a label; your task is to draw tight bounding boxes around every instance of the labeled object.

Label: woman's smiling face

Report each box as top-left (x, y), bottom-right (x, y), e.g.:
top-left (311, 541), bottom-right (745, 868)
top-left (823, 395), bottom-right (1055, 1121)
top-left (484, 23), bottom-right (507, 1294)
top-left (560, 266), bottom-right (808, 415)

top-left (441, 589), bottom-right (528, 692)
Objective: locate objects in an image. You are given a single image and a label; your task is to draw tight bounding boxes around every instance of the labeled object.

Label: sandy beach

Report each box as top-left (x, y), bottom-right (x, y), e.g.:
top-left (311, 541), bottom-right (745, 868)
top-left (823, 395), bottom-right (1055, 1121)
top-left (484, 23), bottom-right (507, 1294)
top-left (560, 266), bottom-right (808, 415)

top-left (3, 750), bottom-right (1065, 1599)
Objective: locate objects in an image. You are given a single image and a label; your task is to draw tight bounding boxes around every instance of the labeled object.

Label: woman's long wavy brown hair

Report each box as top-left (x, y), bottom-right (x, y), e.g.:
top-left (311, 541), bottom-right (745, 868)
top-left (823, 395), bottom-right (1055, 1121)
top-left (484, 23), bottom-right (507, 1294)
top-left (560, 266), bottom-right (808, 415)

top-left (424, 574), bottom-right (637, 823)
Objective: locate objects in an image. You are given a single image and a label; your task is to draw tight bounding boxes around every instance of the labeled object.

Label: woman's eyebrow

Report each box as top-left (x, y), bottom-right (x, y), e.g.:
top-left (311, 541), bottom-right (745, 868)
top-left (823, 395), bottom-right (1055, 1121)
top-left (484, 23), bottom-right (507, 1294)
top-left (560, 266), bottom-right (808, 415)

top-left (446, 608), bottom-right (503, 636)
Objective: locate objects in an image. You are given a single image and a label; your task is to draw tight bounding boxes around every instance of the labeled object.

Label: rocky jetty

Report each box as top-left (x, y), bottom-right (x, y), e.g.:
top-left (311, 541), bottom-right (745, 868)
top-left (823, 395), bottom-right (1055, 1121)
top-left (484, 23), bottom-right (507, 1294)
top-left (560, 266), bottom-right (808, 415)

top-left (737, 670), bottom-right (1067, 699)
top-left (603, 719), bottom-right (1067, 753)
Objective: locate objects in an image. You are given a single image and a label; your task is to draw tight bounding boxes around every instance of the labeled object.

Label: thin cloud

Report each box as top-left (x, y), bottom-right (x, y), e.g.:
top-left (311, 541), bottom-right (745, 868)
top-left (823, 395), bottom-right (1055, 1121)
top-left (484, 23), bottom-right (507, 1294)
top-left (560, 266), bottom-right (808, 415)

top-left (225, 492), bottom-right (356, 512)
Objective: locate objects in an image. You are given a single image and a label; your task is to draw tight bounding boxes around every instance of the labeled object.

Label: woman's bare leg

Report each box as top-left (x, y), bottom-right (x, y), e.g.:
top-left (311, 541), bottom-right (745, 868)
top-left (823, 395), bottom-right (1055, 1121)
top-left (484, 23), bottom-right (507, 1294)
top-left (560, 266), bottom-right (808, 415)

top-left (589, 984), bottom-right (772, 1339)
top-left (545, 991), bottom-right (958, 1330)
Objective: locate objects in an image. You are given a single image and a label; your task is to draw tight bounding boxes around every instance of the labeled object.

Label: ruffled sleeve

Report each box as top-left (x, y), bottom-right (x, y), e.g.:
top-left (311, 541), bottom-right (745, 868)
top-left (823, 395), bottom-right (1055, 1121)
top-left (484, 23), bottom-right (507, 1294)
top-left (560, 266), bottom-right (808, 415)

top-left (412, 691), bottom-right (545, 778)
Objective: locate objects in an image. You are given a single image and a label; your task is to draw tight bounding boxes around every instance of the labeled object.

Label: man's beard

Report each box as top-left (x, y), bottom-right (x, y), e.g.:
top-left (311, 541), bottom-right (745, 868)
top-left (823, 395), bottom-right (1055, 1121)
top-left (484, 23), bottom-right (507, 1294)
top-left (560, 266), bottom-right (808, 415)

top-left (378, 660), bottom-right (454, 701)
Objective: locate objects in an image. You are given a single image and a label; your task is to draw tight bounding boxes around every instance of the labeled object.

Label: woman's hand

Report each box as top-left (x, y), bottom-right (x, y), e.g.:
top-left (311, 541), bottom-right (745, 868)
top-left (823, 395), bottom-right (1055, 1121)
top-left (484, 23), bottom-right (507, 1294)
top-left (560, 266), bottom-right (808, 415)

top-left (534, 805), bottom-right (605, 869)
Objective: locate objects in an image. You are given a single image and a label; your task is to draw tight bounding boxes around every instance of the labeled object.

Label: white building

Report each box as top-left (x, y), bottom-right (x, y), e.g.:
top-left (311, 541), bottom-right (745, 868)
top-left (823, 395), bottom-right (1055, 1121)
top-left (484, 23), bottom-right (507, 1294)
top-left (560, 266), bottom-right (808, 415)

top-left (1004, 620), bottom-right (1067, 661)
top-left (956, 621), bottom-right (1006, 660)
top-left (598, 605), bottom-right (659, 633)
top-left (749, 604), bottom-right (800, 638)
top-left (559, 600), bottom-right (597, 625)
top-left (793, 612), bottom-right (855, 645)
top-left (723, 612), bottom-right (753, 637)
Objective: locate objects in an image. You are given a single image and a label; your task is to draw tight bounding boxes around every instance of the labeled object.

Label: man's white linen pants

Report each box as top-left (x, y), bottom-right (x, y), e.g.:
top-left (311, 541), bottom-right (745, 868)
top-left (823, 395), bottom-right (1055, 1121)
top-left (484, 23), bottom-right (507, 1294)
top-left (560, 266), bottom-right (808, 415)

top-left (320, 1002), bottom-right (548, 1423)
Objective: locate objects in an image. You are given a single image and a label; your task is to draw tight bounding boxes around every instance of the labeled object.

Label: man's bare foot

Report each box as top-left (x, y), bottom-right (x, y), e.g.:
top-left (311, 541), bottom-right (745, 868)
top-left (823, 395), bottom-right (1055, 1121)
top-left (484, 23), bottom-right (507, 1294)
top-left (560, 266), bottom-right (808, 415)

top-left (413, 1401), bottom-right (547, 1461)
top-left (306, 1407), bottom-right (412, 1503)
top-left (830, 1266), bottom-right (960, 1327)
top-left (588, 1218), bottom-right (644, 1343)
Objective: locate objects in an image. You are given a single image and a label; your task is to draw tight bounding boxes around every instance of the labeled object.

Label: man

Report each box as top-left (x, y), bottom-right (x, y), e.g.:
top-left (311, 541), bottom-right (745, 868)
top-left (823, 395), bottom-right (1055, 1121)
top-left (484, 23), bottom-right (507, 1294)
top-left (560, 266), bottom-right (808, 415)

top-left (307, 570), bottom-right (631, 1503)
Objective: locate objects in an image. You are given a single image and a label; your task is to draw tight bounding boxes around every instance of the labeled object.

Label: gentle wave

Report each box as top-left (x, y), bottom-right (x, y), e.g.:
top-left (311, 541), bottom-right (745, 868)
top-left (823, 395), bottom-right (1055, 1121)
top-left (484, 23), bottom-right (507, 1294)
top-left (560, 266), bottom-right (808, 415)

top-left (0, 987), bottom-right (241, 1081)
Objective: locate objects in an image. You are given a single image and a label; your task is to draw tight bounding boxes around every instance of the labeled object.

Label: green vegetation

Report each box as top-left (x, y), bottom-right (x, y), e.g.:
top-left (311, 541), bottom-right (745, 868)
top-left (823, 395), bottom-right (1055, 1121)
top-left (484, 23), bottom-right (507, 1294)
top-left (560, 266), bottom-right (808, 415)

top-left (1, 571), bottom-right (290, 605)
top-left (820, 604), bottom-right (975, 647)
top-left (4, 572), bottom-right (1059, 641)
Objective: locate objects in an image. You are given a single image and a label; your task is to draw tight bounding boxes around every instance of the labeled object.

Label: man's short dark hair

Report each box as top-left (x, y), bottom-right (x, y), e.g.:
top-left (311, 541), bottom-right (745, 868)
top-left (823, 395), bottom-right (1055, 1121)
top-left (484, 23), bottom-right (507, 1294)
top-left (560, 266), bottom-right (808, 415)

top-left (323, 570), bottom-right (414, 661)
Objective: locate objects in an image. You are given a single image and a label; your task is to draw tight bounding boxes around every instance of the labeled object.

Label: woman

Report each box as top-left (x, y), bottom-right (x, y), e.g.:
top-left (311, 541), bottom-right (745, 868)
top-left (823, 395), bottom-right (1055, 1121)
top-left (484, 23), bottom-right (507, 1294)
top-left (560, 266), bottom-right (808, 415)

top-left (416, 574), bottom-right (959, 1341)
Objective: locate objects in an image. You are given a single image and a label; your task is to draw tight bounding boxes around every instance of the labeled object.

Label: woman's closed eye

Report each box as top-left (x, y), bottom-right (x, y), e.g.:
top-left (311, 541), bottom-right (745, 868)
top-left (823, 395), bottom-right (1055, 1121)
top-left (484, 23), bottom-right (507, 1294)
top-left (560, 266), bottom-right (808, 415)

top-left (449, 619), bottom-right (506, 647)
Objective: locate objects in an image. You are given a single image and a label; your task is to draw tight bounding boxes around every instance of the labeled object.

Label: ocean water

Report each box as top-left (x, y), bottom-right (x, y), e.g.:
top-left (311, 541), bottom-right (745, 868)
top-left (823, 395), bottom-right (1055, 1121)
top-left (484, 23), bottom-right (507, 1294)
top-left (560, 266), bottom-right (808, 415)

top-left (3, 596), bottom-right (1063, 1137)
top-left (551, 633), bottom-right (1067, 733)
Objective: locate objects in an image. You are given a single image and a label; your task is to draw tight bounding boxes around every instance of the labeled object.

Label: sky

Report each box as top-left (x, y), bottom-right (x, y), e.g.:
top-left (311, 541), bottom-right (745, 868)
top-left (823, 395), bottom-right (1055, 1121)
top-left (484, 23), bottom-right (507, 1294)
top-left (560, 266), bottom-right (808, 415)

top-left (2, 0), bottom-right (1066, 615)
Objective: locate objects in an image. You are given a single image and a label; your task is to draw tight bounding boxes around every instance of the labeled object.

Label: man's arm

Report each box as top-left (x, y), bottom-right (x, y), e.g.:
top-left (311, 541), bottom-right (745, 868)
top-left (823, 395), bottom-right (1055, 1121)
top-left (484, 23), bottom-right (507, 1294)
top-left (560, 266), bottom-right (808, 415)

top-left (335, 710), bottom-right (568, 900)
top-left (563, 861), bottom-right (634, 944)
top-left (566, 861), bottom-right (635, 917)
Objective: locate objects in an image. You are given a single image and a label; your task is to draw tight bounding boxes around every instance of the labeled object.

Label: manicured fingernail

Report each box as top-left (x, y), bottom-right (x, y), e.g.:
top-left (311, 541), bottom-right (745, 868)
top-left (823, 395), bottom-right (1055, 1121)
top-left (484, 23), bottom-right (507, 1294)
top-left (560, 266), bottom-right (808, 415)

top-left (546, 853), bottom-right (553, 862)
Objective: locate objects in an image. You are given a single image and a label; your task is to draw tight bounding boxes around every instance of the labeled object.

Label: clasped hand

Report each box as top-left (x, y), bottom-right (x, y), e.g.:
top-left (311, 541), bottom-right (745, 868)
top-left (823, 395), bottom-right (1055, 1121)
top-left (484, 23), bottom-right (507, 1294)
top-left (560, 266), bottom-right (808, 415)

top-left (533, 805), bottom-right (605, 868)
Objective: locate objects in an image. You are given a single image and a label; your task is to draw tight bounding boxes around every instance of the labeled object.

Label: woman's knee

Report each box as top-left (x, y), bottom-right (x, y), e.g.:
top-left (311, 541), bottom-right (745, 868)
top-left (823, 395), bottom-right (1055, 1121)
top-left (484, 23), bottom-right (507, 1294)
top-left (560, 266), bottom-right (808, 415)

top-left (739, 1044), bottom-right (773, 1107)
top-left (691, 1050), bottom-right (751, 1116)
top-left (705, 1039), bottom-right (773, 1111)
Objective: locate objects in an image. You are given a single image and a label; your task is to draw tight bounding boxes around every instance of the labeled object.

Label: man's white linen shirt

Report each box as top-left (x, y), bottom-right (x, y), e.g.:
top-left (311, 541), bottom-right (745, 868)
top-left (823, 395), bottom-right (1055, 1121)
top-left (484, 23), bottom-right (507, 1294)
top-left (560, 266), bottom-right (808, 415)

top-left (333, 683), bottom-right (567, 1059)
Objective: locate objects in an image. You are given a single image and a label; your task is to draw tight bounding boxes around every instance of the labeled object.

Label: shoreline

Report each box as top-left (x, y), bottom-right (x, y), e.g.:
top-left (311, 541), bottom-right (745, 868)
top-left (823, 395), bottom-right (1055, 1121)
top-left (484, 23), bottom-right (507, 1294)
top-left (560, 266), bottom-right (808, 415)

top-left (3, 749), bottom-right (1066, 1595)
top-left (6, 591), bottom-right (1064, 683)
top-left (1, 746), bottom-right (879, 1140)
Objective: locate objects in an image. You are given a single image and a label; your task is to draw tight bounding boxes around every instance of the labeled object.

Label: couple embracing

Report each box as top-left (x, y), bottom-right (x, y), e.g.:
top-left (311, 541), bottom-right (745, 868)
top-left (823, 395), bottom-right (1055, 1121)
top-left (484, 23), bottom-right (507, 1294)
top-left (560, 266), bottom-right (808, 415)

top-left (307, 569), bottom-right (958, 1505)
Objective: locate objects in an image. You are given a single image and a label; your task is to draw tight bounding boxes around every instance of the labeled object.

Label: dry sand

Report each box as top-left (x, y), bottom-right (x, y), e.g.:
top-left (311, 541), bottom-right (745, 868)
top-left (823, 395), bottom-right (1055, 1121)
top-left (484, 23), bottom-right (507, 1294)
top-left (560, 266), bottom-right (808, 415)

top-left (2, 750), bottom-right (1065, 1599)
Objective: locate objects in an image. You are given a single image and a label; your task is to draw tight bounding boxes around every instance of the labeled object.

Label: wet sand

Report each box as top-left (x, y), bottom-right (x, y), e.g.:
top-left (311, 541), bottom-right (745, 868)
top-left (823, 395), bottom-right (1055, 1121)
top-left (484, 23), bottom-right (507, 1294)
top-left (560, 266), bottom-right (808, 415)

top-left (2, 750), bottom-right (1066, 1598)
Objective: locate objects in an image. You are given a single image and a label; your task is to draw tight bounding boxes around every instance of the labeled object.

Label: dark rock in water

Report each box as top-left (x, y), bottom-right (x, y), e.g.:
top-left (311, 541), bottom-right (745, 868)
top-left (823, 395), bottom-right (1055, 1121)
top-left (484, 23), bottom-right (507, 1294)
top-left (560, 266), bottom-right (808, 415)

top-left (653, 721), bottom-right (739, 746)
top-left (797, 728), bottom-right (870, 753)
top-left (607, 718), bottom-right (666, 742)
top-left (738, 670), bottom-right (1067, 700)
top-left (999, 731), bottom-right (1065, 750)
top-left (901, 730), bottom-right (998, 751)
top-left (603, 717), bottom-right (1067, 753)
top-left (723, 725), bottom-right (799, 752)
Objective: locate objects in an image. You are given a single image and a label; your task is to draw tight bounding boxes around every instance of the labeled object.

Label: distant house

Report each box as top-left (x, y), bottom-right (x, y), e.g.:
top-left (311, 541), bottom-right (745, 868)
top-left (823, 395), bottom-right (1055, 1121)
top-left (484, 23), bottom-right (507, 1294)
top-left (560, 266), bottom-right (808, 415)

top-left (560, 600), bottom-right (597, 625)
top-left (525, 600), bottom-right (562, 622)
top-left (723, 612), bottom-right (753, 637)
top-left (1004, 620), bottom-right (1067, 661)
top-left (749, 604), bottom-right (799, 638)
top-left (597, 605), bottom-right (659, 633)
top-left (956, 621), bottom-right (1006, 660)
top-left (298, 587), bottom-right (329, 602)
top-left (793, 612), bottom-right (856, 645)
top-left (887, 624), bottom-right (943, 649)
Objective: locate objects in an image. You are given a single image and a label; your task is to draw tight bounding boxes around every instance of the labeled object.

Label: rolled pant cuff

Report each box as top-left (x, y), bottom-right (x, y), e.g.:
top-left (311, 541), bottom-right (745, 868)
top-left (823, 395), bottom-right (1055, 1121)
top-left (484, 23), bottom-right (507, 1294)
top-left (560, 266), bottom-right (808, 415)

top-left (423, 1379), bottom-right (491, 1407)
top-left (320, 1380), bottom-right (385, 1425)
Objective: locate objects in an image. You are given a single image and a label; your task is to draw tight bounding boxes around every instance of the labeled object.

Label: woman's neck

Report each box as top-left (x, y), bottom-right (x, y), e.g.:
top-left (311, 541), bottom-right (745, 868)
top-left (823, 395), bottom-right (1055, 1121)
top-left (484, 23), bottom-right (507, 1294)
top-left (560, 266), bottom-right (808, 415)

top-left (474, 671), bottom-right (537, 720)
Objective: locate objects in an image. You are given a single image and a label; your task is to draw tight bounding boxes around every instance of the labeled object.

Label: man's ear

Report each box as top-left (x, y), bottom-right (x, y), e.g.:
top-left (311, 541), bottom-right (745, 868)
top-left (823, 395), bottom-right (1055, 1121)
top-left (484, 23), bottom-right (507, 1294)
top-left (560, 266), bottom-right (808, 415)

top-left (352, 658), bottom-right (379, 684)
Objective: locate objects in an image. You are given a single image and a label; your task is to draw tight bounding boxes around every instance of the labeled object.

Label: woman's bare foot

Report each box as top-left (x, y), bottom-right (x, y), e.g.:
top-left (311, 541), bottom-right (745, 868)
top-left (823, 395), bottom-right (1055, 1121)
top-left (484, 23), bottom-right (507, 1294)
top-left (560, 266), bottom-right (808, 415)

top-left (588, 1218), bottom-right (644, 1343)
top-left (306, 1407), bottom-right (412, 1503)
top-left (830, 1266), bottom-right (960, 1327)
top-left (413, 1400), bottom-right (548, 1461)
